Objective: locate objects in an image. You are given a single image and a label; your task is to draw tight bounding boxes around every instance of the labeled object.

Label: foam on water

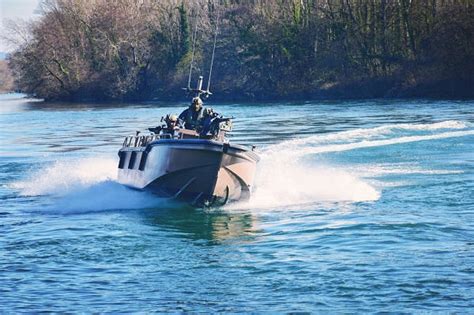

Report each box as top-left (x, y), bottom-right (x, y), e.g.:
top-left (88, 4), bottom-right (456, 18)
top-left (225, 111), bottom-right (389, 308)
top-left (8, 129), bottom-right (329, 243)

top-left (13, 157), bottom-right (117, 196)
top-left (265, 120), bottom-right (473, 157)
top-left (292, 130), bottom-right (473, 157)
top-left (11, 157), bottom-right (167, 213)
top-left (246, 149), bottom-right (380, 209)
top-left (13, 156), bottom-right (378, 212)
top-left (353, 163), bottom-right (464, 176)
top-left (10, 120), bottom-right (472, 211)
top-left (269, 120), bottom-right (470, 150)
top-left (249, 162), bottom-right (380, 208)
top-left (49, 180), bottom-right (170, 214)
top-left (246, 120), bottom-right (472, 208)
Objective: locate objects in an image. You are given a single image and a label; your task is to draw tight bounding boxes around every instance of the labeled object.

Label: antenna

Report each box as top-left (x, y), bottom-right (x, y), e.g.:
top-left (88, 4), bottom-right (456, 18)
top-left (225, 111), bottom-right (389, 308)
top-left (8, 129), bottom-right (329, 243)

top-left (206, 11), bottom-right (219, 94)
top-left (187, 15), bottom-right (199, 90)
top-left (182, 11), bottom-right (219, 99)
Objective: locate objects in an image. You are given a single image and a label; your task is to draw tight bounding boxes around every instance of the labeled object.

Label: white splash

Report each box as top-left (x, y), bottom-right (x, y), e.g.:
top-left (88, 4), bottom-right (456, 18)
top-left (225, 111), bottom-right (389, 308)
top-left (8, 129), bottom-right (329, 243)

top-left (245, 147), bottom-right (380, 209)
top-left (50, 180), bottom-right (169, 213)
top-left (246, 120), bottom-right (472, 208)
top-left (268, 120), bottom-right (471, 154)
top-left (305, 130), bottom-right (474, 156)
top-left (11, 120), bottom-right (471, 211)
top-left (12, 157), bottom-right (117, 196)
top-left (11, 156), bottom-right (167, 212)
top-left (353, 163), bottom-right (464, 176)
top-left (249, 162), bottom-right (381, 208)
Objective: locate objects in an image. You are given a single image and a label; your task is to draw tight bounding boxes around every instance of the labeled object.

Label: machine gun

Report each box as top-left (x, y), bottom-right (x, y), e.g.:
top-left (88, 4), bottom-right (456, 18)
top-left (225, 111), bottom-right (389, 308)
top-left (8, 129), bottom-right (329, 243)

top-left (200, 114), bottom-right (233, 141)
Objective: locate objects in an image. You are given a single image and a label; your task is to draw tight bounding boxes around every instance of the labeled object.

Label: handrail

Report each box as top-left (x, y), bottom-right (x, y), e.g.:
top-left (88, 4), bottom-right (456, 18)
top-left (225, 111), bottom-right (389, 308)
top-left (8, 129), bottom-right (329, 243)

top-left (122, 134), bottom-right (170, 148)
top-left (121, 126), bottom-right (230, 148)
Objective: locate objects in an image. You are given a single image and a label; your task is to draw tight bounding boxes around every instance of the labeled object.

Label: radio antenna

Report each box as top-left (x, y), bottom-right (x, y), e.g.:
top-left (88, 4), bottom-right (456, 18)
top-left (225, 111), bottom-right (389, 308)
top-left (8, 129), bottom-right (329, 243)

top-left (187, 14), bottom-right (199, 90)
top-left (206, 11), bottom-right (219, 94)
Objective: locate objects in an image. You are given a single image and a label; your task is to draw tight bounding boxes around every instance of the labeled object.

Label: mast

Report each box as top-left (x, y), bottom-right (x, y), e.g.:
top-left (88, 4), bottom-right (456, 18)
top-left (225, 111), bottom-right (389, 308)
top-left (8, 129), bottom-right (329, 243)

top-left (186, 15), bottom-right (199, 90)
top-left (183, 11), bottom-right (219, 99)
top-left (206, 11), bottom-right (219, 94)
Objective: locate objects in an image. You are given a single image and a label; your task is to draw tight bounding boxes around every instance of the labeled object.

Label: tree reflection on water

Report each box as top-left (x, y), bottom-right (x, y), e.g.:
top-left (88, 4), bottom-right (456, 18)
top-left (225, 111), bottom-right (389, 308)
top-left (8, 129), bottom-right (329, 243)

top-left (140, 206), bottom-right (258, 244)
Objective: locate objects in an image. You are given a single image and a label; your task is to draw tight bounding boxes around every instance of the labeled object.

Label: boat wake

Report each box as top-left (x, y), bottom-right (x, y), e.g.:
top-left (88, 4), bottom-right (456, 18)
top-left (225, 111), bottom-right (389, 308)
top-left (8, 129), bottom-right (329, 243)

top-left (240, 119), bottom-right (472, 209)
top-left (11, 120), bottom-right (472, 212)
top-left (264, 120), bottom-right (472, 157)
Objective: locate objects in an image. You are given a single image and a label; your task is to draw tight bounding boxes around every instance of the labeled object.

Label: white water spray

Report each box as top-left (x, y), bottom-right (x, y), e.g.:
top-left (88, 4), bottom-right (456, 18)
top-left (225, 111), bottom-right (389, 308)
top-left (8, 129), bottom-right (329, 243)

top-left (11, 120), bottom-right (472, 211)
top-left (246, 120), bottom-right (472, 208)
top-left (11, 157), bottom-right (167, 213)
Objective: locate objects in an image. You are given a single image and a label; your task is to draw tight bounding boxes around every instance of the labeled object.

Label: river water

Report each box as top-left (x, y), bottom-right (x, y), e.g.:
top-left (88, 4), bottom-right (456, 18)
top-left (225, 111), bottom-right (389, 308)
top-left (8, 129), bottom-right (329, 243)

top-left (1, 93), bottom-right (473, 312)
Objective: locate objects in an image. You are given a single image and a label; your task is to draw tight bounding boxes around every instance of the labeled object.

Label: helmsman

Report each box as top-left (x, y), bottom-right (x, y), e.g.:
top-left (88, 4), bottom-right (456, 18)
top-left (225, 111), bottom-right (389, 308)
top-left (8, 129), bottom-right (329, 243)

top-left (178, 97), bottom-right (214, 131)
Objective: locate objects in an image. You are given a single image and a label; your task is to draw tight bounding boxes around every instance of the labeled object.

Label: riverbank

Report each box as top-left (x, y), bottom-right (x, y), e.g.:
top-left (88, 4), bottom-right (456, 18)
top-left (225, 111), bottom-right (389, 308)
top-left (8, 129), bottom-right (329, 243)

top-left (5, 82), bottom-right (473, 104)
top-left (6, 1), bottom-right (473, 103)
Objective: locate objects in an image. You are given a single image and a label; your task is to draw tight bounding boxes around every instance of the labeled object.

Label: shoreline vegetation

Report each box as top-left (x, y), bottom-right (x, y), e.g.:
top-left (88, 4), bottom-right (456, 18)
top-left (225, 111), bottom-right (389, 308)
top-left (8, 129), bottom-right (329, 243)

top-left (2, 0), bottom-right (473, 102)
top-left (0, 60), bottom-right (14, 93)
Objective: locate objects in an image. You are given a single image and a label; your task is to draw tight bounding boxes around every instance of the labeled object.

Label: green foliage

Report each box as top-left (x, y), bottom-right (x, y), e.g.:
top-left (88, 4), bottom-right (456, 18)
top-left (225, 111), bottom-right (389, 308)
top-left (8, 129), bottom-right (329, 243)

top-left (178, 2), bottom-right (191, 60)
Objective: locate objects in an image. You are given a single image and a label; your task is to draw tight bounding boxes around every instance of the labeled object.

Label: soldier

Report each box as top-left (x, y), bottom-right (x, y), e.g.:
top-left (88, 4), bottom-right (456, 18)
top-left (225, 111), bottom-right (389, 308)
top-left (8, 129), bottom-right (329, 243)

top-left (178, 97), bottom-right (214, 131)
top-left (165, 114), bottom-right (179, 131)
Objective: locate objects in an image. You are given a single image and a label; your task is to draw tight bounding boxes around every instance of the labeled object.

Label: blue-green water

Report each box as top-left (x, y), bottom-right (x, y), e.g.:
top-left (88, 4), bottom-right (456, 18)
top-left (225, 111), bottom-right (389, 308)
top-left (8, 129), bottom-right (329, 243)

top-left (1, 93), bottom-right (473, 312)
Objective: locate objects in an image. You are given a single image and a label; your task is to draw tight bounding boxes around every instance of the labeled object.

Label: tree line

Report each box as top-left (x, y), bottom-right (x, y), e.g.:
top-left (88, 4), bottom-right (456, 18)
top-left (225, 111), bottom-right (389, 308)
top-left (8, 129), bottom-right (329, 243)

top-left (5, 0), bottom-right (474, 101)
top-left (0, 60), bottom-right (14, 93)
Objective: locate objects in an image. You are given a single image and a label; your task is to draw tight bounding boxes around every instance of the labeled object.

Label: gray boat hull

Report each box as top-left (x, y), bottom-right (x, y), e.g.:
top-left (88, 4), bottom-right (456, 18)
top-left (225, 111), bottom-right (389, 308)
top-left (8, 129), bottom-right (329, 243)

top-left (117, 139), bottom-right (259, 206)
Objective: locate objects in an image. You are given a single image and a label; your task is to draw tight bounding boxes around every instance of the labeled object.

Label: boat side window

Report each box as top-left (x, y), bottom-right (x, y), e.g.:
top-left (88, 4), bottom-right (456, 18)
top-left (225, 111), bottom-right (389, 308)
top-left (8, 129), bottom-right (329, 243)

top-left (118, 151), bottom-right (127, 169)
top-left (128, 151), bottom-right (137, 169)
top-left (139, 151), bottom-right (148, 171)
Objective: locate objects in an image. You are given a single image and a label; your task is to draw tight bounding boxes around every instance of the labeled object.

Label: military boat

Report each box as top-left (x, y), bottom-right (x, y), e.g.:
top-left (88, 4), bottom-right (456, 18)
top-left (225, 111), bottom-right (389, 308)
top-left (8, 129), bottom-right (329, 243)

top-left (117, 110), bottom-right (259, 206)
top-left (117, 17), bottom-right (259, 206)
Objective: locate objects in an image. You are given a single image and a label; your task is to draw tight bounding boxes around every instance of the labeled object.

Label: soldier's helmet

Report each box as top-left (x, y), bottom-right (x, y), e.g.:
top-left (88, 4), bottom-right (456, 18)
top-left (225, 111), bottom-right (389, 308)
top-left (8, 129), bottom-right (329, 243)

top-left (192, 97), bottom-right (203, 107)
